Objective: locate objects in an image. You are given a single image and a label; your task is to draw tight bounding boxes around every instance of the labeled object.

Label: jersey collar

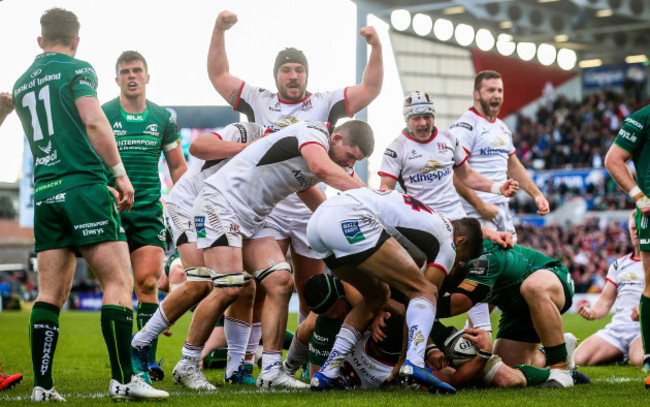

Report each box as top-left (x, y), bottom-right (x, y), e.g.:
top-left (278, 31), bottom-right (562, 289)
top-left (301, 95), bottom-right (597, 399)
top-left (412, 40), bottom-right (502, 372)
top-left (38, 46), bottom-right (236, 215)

top-left (277, 92), bottom-right (312, 104)
top-left (120, 102), bottom-right (150, 122)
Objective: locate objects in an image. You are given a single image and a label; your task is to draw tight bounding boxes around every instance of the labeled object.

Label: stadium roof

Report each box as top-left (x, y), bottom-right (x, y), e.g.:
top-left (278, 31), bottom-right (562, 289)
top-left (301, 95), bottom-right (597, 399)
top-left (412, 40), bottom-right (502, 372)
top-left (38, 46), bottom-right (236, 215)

top-left (355, 0), bottom-right (650, 67)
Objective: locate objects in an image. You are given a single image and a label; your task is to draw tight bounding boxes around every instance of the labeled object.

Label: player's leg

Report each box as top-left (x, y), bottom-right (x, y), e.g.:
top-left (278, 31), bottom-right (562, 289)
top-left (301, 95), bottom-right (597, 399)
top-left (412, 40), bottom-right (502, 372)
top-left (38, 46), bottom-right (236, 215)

top-left (493, 338), bottom-right (543, 367)
top-left (82, 239), bottom-right (168, 399)
top-left (640, 249), bottom-right (650, 371)
top-left (629, 335), bottom-right (644, 366)
top-left (131, 241), bottom-right (213, 382)
top-left (519, 268), bottom-right (572, 387)
top-left (284, 311), bottom-right (318, 376)
top-left (30, 248), bottom-right (76, 400)
top-left (172, 245), bottom-right (245, 391)
top-left (131, 244), bottom-right (165, 377)
top-left (574, 334), bottom-right (624, 366)
top-left (245, 236), bottom-right (305, 388)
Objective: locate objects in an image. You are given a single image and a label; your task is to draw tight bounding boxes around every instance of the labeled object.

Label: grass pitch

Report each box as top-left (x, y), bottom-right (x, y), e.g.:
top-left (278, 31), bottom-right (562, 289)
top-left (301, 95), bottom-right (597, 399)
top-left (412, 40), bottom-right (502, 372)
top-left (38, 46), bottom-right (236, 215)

top-left (0, 308), bottom-right (648, 406)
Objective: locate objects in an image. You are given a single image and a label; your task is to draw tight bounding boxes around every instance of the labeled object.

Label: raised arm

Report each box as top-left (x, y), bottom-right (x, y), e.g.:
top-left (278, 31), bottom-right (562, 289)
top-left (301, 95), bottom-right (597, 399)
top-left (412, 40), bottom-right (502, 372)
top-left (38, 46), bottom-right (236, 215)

top-left (344, 26), bottom-right (383, 115)
top-left (507, 154), bottom-right (549, 215)
top-left (207, 10), bottom-right (245, 105)
top-left (76, 96), bottom-right (134, 210)
top-left (0, 92), bottom-right (14, 127)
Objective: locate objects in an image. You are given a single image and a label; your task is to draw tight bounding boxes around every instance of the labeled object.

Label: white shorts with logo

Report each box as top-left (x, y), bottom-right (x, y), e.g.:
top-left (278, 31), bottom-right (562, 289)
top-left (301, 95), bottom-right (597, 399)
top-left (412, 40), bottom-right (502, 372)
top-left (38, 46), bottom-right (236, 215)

top-left (307, 200), bottom-right (390, 268)
top-left (166, 201), bottom-right (196, 246)
top-left (463, 201), bottom-right (517, 242)
top-left (595, 321), bottom-right (641, 359)
top-left (256, 211), bottom-right (315, 258)
top-left (192, 188), bottom-right (263, 249)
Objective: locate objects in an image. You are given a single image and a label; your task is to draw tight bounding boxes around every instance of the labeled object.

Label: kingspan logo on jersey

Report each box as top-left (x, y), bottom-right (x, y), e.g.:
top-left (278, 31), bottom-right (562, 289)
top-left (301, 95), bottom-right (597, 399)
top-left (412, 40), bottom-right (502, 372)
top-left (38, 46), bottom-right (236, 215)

top-left (479, 136), bottom-right (510, 156)
top-left (292, 170), bottom-right (316, 189)
top-left (144, 124), bottom-right (160, 137)
top-left (409, 160), bottom-right (452, 183)
top-left (35, 141), bottom-right (59, 167)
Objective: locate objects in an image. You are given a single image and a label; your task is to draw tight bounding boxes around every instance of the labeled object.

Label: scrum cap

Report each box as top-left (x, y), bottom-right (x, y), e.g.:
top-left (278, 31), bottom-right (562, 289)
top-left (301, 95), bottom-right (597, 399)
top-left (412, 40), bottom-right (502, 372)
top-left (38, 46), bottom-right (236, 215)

top-left (304, 274), bottom-right (345, 315)
top-left (403, 91), bottom-right (435, 123)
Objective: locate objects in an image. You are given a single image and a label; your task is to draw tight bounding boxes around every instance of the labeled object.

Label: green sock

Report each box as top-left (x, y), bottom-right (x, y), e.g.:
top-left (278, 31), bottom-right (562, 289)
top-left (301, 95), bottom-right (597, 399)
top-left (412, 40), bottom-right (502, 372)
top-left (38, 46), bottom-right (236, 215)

top-left (544, 343), bottom-right (568, 366)
top-left (429, 320), bottom-right (456, 346)
top-left (101, 305), bottom-right (134, 383)
top-left (137, 302), bottom-right (159, 361)
top-left (30, 301), bottom-right (60, 389)
top-left (639, 295), bottom-right (650, 362)
top-left (283, 329), bottom-right (294, 350)
top-left (514, 364), bottom-right (551, 386)
top-left (202, 347), bottom-right (228, 369)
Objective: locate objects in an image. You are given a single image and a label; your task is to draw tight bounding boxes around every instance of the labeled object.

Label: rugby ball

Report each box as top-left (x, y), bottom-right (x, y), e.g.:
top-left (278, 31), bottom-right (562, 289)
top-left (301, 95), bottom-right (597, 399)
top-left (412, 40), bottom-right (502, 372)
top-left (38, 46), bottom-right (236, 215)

top-left (443, 329), bottom-right (478, 367)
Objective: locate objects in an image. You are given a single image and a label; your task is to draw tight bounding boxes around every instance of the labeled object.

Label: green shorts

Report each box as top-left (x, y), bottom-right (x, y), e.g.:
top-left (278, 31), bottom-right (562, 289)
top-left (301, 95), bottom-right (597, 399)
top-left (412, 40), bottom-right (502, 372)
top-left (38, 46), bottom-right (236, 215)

top-left (635, 209), bottom-right (650, 251)
top-left (309, 316), bottom-right (342, 367)
top-left (495, 265), bottom-right (574, 343)
top-left (33, 184), bottom-right (126, 252)
top-left (120, 201), bottom-right (166, 252)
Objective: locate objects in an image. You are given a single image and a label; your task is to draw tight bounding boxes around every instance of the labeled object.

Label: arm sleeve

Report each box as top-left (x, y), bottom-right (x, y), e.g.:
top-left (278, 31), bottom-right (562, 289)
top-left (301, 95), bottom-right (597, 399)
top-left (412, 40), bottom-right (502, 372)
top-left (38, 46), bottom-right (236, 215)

top-left (71, 62), bottom-right (98, 99)
top-left (378, 137), bottom-right (403, 179)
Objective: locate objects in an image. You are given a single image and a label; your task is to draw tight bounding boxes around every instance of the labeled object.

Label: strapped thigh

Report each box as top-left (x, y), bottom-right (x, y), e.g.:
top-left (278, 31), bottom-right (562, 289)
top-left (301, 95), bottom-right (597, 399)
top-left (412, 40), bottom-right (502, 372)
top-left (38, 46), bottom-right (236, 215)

top-left (252, 261), bottom-right (291, 283)
top-left (185, 267), bottom-right (252, 287)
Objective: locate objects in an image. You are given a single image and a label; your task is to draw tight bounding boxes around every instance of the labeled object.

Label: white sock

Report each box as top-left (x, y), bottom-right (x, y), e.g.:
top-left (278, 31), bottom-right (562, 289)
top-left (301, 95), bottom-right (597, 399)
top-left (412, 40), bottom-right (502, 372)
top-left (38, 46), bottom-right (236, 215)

top-left (284, 336), bottom-right (309, 371)
top-left (132, 305), bottom-right (172, 349)
top-left (298, 307), bottom-right (309, 326)
top-left (260, 350), bottom-right (283, 376)
top-left (466, 302), bottom-right (492, 331)
top-left (181, 342), bottom-right (203, 365)
top-left (245, 322), bottom-right (262, 360)
top-left (320, 324), bottom-right (360, 378)
top-left (225, 317), bottom-right (251, 377)
top-left (405, 297), bottom-right (436, 367)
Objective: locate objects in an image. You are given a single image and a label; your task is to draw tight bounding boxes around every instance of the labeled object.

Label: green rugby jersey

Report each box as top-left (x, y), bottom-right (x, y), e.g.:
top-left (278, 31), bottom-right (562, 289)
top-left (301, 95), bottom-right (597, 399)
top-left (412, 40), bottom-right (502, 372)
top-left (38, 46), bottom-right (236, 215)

top-left (102, 98), bottom-right (180, 210)
top-left (13, 52), bottom-right (107, 201)
top-left (613, 104), bottom-right (650, 195)
top-left (464, 240), bottom-right (562, 312)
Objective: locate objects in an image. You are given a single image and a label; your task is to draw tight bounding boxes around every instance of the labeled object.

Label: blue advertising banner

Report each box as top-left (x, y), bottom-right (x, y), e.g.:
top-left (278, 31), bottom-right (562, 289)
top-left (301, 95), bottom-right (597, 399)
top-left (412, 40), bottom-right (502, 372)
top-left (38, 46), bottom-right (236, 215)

top-left (582, 63), bottom-right (646, 90)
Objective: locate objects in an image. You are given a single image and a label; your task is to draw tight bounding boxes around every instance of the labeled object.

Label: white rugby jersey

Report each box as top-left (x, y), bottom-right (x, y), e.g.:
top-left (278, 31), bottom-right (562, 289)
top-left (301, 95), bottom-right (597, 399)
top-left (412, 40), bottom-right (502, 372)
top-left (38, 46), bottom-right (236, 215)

top-left (334, 188), bottom-right (457, 274)
top-left (378, 127), bottom-right (468, 219)
top-left (203, 121), bottom-right (330, 228)
top-left (340, 332), bottom-right (393, 389)
top-left (234, 83), bottom-right (350, 218)
top-left (166, 122), bottom-right (267, 209)
top-left (449, 108), bottom-right (515, 206)
top-left (606, 252), bottom-right (644, 325)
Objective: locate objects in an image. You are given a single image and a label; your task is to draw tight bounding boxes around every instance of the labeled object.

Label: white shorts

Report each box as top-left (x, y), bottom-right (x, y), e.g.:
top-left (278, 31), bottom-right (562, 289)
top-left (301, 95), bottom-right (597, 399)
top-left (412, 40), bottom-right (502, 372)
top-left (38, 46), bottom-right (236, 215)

top-left (256, 211), bottom-right (316, 258)
top-left (307, 199), bottom-right (390, 269)
top-left (463, 201), bottom-right (517, 242)
top-left (192, 188), bottom-right (263, 249)
top-left (166, 201), bottom-right (196, 246)
top-left (595, 321), bottom-right (641, 359)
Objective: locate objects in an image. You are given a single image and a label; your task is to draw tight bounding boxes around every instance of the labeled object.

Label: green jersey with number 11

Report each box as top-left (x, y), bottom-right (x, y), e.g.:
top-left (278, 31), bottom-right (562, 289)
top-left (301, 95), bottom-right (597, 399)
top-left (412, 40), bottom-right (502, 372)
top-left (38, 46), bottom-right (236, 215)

top-left (13, 52), bottom-right (107, 202)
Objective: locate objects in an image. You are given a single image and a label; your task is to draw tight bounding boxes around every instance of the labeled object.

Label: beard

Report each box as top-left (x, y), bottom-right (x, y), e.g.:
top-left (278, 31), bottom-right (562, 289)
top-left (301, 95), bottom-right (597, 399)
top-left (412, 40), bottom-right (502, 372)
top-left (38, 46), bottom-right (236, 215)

top-left (480, 97), bottom-right (501, 119)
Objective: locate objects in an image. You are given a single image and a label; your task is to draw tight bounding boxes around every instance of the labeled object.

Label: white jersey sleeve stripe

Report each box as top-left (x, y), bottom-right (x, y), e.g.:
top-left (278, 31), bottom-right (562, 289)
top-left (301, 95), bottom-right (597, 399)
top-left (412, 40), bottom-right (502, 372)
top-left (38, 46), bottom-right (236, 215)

top-left (377, 171), bottom-right (398, 180)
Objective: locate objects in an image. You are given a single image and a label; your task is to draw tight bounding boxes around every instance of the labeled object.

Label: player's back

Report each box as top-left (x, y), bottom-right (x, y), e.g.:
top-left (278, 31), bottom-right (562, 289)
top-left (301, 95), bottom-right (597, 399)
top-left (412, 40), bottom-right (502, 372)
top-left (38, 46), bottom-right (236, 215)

top-left (13, 52), bottom-right (107, 201)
